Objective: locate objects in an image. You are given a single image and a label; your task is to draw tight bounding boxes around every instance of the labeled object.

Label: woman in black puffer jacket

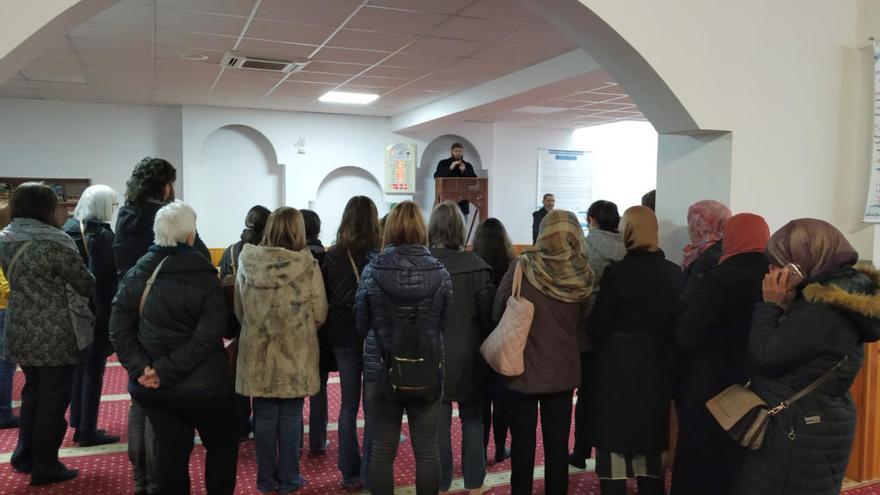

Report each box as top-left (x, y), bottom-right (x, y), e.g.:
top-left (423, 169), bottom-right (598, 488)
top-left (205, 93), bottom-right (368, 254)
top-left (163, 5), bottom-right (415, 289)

top-left (734, 219), bottom-right (880, 495)
top-left (111, 201), bottom-right (238, 495)
top-left (356, 201), bottom-right (452, 495)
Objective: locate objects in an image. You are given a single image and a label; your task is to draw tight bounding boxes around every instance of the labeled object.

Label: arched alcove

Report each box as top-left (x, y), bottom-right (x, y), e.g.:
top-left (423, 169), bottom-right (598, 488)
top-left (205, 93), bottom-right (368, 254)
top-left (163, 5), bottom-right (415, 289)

top-left (415, 135), bottom-right (485, 217)
top-left (196, 125), bottom-right (284, 248)
top-left (310, 166), bottom-right (387, 246)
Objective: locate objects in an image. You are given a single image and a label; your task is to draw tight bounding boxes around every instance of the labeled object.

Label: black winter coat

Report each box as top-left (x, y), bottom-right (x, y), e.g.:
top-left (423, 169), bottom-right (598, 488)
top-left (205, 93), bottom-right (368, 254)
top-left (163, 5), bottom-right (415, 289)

top-left (671, 252), bottom-right (767, 495)
top-left (113, 201), bottom-right (210, 277)
top-left (64, 219), bottom-right (118, 357)
top-left (734, 266), bottom-right (880, 495)
top-left (110, 245), bottom-right (232, 399)
top-left (430, 248), bottom-right (495, 403)
top-left (588, 249), bottom-right (683, 454)
top-left (682, 241), bottom-right (722, 287)
top-left (321, 247), bottom-right (372, 350)
top-left (356, 244), bottom-right (452, 382)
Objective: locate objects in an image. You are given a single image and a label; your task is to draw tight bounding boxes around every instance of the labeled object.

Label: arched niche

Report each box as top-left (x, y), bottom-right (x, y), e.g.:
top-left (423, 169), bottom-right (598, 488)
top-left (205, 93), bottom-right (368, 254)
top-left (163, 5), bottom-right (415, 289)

top-left (310, 166), bottom-right (387, 246)
top-left (415, 135), bottom-right (485, 217)
top-left (196, 125), bottom-right (284, 248)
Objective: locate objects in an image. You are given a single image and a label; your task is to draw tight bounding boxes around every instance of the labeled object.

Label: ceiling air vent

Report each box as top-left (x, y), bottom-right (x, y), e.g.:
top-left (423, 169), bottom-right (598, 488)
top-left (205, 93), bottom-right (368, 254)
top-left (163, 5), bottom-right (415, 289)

top-left (221, 52), bottom-right (309, 74)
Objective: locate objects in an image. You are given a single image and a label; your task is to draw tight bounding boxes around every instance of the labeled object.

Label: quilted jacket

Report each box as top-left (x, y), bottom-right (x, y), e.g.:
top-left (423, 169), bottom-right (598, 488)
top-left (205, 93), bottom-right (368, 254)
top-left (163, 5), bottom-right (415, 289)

top-left (321, 246), bottom-right (373, 350)
top-left (356, 244), bottom-right (452, 382)
top-left (734, 265), bottom-right (880, 495)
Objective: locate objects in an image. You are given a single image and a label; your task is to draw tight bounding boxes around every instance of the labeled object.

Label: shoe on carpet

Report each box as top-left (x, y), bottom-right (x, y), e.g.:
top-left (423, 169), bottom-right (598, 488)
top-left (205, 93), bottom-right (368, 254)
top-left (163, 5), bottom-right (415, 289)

top-left (30, 468), bottom-right (78, 486)
top-left (568, 452), bottom-right (587, 469)
top-left (0, 416), bottom-right (19, 429)
top-left (11, 461), bottom-right (32, 474)
top-left (495, 447), bottom-right (511, 463)
top-left (78, 431), bottom-right (121, 447)
top-left (73, 428), bottom-right (107, 443)
top-left (309, 439), bottom-right (332, 455)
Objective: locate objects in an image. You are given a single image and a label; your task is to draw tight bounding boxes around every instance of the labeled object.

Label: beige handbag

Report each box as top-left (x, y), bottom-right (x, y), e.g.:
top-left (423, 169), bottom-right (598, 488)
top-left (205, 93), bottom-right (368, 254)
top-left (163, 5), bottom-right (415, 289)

top-left (480, 260), bottom-right (534, 377)
top-left (706, 355), bottom-right (848, 450)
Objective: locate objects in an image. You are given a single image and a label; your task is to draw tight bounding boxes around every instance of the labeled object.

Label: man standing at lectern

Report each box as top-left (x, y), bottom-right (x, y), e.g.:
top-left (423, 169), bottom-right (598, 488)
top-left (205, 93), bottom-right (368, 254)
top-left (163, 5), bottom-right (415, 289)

top-left (434, 142), bottom-right (477, 215)
top-left (532, 193), bottom-right (555, 243)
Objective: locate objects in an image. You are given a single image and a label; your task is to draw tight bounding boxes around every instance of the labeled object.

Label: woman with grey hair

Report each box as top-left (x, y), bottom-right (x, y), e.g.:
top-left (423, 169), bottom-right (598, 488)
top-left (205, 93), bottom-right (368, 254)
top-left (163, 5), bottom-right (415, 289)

top-left (428, 201), bottom-right (495, 495)
top-left (111, 201), bottom-right (238, 494)
top-left (63, 185), bottom-right (121, 447)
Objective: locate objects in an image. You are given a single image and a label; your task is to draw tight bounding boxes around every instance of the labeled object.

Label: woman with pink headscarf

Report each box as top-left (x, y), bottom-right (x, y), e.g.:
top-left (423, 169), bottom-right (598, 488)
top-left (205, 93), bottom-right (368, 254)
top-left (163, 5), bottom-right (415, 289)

top-left (734, 219), bottom-right (880, 495)
top-left (681, 200), bottom-right (731, 285)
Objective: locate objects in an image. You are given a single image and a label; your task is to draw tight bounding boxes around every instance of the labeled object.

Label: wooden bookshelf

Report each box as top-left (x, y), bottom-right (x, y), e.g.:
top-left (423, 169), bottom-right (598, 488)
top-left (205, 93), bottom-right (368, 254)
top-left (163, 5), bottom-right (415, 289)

top-left (0, 177), bottom-right (92, 218)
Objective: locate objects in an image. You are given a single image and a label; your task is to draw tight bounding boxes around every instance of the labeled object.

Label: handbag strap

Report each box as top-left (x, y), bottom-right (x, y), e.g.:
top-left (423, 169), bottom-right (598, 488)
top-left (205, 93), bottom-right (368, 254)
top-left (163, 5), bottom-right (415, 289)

top-left (139, 257), bottom-right (170, 317)
top-left (6, 240), bottom-right (32, 283)
top-left (511, 258), bottom-right (523, 298)
top-left (347, 250), bottom-right (360, 284)
top-left (769, 355), bottom-right (849, 415)
top-left (231, 244), bottom-right (239, 276)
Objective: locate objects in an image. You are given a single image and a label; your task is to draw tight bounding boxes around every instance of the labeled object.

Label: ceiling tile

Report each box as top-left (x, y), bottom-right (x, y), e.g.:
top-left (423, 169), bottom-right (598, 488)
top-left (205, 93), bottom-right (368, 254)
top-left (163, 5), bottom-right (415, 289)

top-left (578, 102), bottom-right (633, 111)
top-left (539, 99), bottom-right (588, 109)
top-left (502, 25), bottom-right (574, 49)
top-left (363, 65), bottom-right (432, 79)
top-left (257, 0), bottom-right (362, 26)
top-left (76, 2), bottom-right (155, 28)
top-left (458, 0), bottom-right (546, 24)
top-left (236, 38), bottom-right (315, 60)
top-left (312, 47), bottom-right (391, 65)
top-left (382, 53), bottom-right (457, 70)
top-left (155, 45), bottom-right (226, 64)
top-left (156, 28), bottom-right (238, 52)
top-left (431, 16), bottom-right (523, 42)
top-left (260, 95), bottom-right (319, 109)
top-left (403, 37), bottom-right (488, 58)
top-left (245, 19), bottom-right (335, 45)
top-left (156, 8), bottom-right (248, 36)
top-left (347, 76), bottom-right (407, 88)
top-left (271, 81), bottom-right (337, 98)
top-left (152, 77), bottom-right (214, 90)
top-left (0, 86), bottom-right (40, 98)
top-left (348, 7), bottom-right (449, 35)
top-left (397, 79), bottom-right (458, 92)
top-left (443, 56), bottom-right (512, 74)
top-left (288, 71), bottom-right (353, 84)
top-left (422, 69), bottom-right (490, 84)
top-left (156, 0), bottom-right (258, 17)
top-left (328, 29), bottom-right (414, 52)
top-left (302, 61), bottom-right (370, 75)
top-left (210, 83), bottom-right (274, 98)
top-left (2, 74), bottom-right (33, 88)
top-left (560, 92), bottom-right (620, 103)
top-left (470, 43), bottom-right (565, 65)
top-left (155, 58), bottom-right (222, 78)
top-left (219, 68), bottom-right (286, 86)
top-left (365, 0), bottom-right (473, 14)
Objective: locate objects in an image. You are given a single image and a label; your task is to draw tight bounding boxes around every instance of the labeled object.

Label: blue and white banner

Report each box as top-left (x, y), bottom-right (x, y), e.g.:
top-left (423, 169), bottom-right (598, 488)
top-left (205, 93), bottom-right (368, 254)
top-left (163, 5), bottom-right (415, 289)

top-left (864, 40), bottom-right (880, 222)
top-left (537, 148), bottom-right (594, 231)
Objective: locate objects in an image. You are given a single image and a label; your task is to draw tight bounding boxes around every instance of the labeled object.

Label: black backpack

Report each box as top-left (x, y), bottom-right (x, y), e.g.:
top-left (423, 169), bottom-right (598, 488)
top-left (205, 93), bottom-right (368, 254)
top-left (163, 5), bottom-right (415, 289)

top-left (379, 295), bottom-right (443, 405)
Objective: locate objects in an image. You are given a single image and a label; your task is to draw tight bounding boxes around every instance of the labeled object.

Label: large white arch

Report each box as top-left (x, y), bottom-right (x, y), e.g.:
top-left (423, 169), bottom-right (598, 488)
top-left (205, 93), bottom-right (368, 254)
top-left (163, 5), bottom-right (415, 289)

top-left (310, 165), bottom-right (387, 246)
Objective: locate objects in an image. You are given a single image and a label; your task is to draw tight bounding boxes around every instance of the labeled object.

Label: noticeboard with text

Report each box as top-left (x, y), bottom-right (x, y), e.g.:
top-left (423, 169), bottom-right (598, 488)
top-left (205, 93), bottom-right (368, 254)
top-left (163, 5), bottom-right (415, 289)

top-left (385, 143), bottom-right (417, 194)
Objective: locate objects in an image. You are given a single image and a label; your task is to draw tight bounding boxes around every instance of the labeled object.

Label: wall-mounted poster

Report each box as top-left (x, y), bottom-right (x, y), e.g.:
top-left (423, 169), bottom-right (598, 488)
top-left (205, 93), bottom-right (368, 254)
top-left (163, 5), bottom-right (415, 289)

top-left (537, 148), bottom-right (594, 232)
top-left (385, 143), bottom-right (417, 194)
top-left (865, 40), bottom-right (880, 222)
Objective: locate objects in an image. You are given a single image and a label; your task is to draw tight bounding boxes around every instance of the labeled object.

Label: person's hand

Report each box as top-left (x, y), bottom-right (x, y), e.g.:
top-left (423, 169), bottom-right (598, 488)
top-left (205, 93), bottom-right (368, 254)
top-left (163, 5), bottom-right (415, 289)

top-left (763, 267), bottom-right (796, 309)
top-left (450, 160), bottom-right (462, 170)
top-left (138, 365), bottom-right (160, 389)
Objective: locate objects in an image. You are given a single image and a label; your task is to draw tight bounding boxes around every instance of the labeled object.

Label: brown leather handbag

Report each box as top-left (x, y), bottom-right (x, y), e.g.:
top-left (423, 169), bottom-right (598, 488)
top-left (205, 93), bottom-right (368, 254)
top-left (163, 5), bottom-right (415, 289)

top-left (706, 355), bottom-right (848, 450)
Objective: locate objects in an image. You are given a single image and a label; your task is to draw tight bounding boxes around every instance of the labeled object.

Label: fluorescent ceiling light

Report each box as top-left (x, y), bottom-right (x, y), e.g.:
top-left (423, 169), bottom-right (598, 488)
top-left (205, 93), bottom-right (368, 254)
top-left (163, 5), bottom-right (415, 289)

top-left (319, 91), bottom-right (379, 105)
top-left (512, 106), bottom-right (565, 114)
top-left (21, 72), bottom-right (87, 84)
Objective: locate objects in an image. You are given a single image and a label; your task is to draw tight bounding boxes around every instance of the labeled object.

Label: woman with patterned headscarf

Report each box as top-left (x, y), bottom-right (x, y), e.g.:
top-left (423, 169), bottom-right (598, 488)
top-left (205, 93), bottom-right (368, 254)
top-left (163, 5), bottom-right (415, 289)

top-left (681, 200), bottom-right (731, 284)
top-left (735, 219), bottom-right (880, 495)
top-left (491, 209), bottom-right (593, 495)
top-left (588, 206), bottom-right (683, 495)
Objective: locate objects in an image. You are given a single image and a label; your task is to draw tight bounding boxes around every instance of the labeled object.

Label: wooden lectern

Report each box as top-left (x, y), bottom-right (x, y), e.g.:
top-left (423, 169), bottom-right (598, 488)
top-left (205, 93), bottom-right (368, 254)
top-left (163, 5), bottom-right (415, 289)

top-left (434, 177), bottom-right (489, 219)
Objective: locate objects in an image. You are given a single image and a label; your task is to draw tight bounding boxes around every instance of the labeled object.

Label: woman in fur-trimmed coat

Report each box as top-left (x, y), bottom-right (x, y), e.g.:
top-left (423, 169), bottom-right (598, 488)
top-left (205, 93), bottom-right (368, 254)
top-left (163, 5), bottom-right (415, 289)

top-left (234, 207), bottom-right (328, 494)
top-left (734, 219), bottom-right (880, 495)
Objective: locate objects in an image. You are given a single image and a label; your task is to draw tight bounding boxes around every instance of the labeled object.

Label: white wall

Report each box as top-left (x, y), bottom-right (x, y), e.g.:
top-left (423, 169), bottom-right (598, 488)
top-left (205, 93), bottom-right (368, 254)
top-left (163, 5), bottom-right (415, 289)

top-left (0, 98), bottom-right (182, 223)
top-left (580, 0), bottom-right (876, 260)
top-left (310, 167), bottom-right (388, 246)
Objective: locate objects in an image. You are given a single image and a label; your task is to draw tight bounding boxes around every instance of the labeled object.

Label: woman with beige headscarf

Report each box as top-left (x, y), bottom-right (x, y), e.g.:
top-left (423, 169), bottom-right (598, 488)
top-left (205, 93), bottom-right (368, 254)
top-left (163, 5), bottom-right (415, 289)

top-left (492, 209), bottom-right (593, 495)
top-left (587, 206), bottom-right (683, 495)
top-left (734, 219), bottom-right (880, 495)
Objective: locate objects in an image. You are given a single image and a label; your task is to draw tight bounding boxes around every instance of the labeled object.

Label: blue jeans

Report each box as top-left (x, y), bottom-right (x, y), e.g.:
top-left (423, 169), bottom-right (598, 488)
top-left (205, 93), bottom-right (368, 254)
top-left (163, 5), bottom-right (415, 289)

top-left (334, 347), bottom-right (364, 485)
top-left (366, 381), bottom-right (440, 495)
top-left (440, 400), bottom-right (486, 490)
top-left (0, 310), bottom-right (17, 424)
top-left (253, 397), bottom-right (305, 494)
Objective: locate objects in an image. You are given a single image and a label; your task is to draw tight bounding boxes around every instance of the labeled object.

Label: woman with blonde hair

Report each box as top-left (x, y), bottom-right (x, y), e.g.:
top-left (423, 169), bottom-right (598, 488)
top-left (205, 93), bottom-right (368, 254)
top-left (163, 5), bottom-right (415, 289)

top-left (63, 185), bottom-right (121, 447)
top-left (0, 201), bottom-right (15, 430)
top-left (235, 207), bottom-right (328, 494)
top-left (357, 201), bottom-right (452, 495)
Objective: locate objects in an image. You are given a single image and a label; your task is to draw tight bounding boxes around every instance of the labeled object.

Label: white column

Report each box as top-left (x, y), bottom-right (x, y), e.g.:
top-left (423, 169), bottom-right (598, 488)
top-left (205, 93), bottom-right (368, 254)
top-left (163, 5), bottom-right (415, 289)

top-left (873, 224), bottom-right (880, 266)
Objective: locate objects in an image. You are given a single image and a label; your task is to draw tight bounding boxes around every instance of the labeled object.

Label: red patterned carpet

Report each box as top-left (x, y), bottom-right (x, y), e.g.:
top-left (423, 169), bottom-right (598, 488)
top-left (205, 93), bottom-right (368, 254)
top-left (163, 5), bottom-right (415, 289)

top-left (0, 361), bottom-right (878, 494)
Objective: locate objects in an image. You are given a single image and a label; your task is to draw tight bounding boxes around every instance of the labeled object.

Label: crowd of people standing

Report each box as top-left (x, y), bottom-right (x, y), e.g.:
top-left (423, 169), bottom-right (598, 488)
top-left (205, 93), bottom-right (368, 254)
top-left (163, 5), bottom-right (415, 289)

top-left (0, 155), bottom-right (877, 495)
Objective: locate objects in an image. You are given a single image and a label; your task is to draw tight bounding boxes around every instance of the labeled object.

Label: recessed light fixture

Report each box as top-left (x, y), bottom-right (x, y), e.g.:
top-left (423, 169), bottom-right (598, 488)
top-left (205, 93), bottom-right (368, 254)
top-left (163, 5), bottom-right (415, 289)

top-left (178, 52), bottom-right (209, 61)
top-left (319, 91), bottom-right (379, 105)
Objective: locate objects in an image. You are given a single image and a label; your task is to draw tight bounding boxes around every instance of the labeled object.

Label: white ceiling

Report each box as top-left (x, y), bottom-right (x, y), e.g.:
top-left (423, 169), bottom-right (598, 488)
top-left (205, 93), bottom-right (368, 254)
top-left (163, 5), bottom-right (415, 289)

top-left (0, 0), bottom-right (645, 128)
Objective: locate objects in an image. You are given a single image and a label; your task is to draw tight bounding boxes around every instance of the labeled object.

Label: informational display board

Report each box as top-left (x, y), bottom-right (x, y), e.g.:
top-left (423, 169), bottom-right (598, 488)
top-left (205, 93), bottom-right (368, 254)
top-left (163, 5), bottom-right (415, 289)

top-left (385, 143), bottom-right (417, 194)
top-left (537, 149), bottom-right (594, 231)
top-left (865, 40), bottom-right (880, 222)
